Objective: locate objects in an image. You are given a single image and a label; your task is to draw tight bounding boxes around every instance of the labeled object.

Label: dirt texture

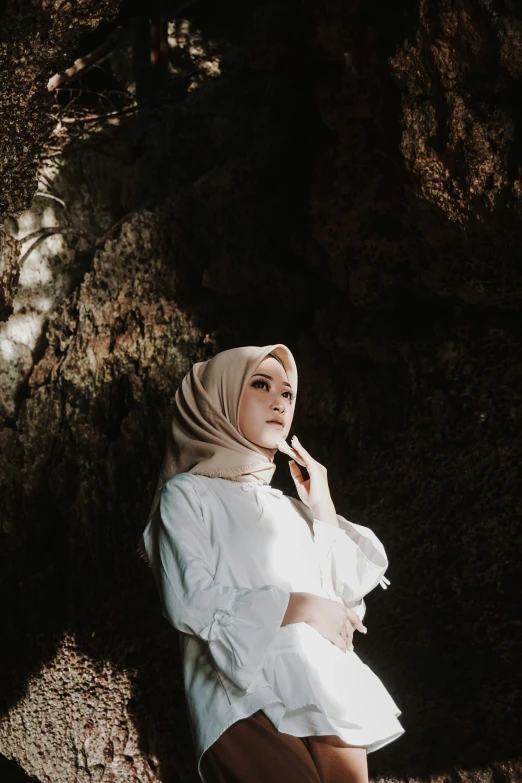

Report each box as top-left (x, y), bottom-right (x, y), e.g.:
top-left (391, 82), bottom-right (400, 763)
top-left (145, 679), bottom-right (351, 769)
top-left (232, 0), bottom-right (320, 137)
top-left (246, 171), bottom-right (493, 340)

top-left (0, 0), bottom-right (120, 220)
top-left (0, 1), bottom-right (521, 782)
top-left (0, 230), bottom-right (20, 321)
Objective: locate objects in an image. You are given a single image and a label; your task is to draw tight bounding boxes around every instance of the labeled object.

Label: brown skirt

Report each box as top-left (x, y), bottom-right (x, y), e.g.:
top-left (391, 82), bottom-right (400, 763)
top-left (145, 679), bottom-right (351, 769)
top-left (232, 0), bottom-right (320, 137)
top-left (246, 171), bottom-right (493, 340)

top-left (200, 709), bottom-right (366, 783)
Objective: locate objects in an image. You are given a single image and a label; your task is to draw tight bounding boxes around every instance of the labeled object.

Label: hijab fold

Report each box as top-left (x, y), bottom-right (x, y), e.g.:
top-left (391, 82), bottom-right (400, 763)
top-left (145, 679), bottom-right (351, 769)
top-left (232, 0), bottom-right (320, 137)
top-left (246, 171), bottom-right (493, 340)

top-left (137, 344), bottom-right (297, 564)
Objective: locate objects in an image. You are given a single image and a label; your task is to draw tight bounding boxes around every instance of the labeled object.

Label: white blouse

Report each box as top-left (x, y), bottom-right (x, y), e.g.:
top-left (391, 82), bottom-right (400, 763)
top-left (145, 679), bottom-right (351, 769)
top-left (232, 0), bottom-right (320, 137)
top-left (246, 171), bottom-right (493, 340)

top-left (142, 473), bottom-right (404, 782)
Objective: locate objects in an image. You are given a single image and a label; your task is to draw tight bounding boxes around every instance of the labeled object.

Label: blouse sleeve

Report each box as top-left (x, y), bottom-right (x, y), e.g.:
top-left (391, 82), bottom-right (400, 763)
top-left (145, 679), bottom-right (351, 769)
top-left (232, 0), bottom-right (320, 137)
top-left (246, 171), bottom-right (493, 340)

top-left (312, 513), bottom-right (390, 619)
top-left (142, 474), bottom-right (290, 693)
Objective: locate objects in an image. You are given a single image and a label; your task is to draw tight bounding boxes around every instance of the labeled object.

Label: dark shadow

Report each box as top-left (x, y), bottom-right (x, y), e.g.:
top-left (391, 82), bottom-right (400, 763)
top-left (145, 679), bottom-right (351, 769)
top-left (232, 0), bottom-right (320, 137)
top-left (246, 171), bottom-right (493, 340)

top-left (0, 755), bottom-right (41, 782)
top-left (2, 0), bottom-right (522, 781)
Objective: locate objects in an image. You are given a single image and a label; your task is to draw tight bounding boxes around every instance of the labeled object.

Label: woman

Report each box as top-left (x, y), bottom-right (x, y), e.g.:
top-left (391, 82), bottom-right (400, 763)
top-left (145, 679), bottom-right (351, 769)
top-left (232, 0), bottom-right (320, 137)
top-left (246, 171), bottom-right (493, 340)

top-left (138, 343), bottom-right (404, 783)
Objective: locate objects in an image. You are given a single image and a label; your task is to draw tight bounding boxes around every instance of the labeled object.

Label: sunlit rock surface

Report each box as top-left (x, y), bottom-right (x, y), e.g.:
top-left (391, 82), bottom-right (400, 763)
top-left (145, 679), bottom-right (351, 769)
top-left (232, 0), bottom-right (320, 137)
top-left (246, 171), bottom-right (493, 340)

top-left (1, 2), bottom-right (521, 782)
top-left (0, 0), bottom-right (119, 220)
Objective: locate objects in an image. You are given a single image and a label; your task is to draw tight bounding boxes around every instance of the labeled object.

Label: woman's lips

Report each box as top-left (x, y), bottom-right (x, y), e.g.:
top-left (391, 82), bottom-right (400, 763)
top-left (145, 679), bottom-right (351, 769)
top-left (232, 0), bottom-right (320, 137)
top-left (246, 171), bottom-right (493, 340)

top-left (266, 421), bottom-right (284, 427)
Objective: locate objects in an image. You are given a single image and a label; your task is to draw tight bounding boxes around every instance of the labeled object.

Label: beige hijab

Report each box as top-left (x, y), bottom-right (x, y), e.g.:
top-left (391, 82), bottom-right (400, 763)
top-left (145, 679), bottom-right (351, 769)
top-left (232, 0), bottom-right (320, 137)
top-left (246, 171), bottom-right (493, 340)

top-left (137, 343), bottom-right (297, 564)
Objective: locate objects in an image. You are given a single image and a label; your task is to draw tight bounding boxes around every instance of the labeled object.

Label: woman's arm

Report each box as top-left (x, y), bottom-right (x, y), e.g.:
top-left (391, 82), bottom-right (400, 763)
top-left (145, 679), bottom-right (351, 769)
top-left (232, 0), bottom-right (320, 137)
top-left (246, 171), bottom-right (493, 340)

top-left (276, 436), bottom-right (388, 634)
top-left (282, 592), bottom-right (366, 637)
top-left (143, 475), bottom-right (290, 695)
top-left (313, 514), bottom-right (389, 602)
top-left (281, 592), bottom-right (315, 626)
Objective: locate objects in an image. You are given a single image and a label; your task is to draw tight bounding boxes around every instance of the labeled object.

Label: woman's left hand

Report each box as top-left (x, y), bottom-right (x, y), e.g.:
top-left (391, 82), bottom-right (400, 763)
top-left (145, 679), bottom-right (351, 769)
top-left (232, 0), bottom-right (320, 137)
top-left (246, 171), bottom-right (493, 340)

top-left (276, 435), bottom-right (335, 517)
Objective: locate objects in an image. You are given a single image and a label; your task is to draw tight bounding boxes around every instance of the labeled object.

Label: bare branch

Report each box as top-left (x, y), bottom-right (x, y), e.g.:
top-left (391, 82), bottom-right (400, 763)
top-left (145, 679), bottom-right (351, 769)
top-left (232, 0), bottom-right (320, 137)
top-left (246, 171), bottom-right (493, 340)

top-left (57, 103), bottom-right (140, 125)
top-left (33, 192), bottom-right (66, 208)
top-left (99, 212), bottom-right (136, 245)
top-left (18, 227), bottom-right (98, 267)
top-left (17, 214), bottom-right (137, 268)
top-left (47, 25), bottom-right (126, 91)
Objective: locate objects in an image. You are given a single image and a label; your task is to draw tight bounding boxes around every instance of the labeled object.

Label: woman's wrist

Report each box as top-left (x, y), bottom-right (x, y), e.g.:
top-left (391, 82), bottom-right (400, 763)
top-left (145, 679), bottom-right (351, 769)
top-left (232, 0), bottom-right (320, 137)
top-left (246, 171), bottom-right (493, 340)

top-left (281, 592), bottom-right (321, 626)
top-left (310, 501), bottom-right (339, 528)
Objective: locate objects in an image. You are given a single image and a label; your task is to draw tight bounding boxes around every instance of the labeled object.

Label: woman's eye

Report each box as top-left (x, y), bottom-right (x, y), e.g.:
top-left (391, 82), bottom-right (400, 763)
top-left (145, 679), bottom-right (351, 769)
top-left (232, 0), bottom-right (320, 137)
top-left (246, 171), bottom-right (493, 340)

top-left (252, 380), bottom-right (294, 401)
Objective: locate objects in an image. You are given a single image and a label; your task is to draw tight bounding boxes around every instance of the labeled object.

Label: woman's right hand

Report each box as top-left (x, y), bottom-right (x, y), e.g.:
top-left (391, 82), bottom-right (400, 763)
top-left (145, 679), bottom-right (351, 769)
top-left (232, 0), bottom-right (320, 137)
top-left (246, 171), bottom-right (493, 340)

top-left (306, 595), bottom-right (367, 652)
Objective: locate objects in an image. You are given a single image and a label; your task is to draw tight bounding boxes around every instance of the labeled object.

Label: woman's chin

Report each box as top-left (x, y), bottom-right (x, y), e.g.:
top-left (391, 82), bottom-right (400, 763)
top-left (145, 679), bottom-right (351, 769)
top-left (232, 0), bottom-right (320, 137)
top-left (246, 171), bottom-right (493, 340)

top-left (253, 437), bottom-right (280, 453)
top-left (266, 437), bottom-right (287, 452)
top-left (249, 429), bottom-right (287, 452)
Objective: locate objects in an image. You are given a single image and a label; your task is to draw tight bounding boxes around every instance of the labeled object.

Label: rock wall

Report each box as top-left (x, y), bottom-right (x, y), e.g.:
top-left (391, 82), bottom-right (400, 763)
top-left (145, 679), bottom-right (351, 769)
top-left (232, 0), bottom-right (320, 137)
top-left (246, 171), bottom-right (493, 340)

top-left (0, 0), bottom-right (120, 220)
top-left (1, 1), bottom-right (521, 782)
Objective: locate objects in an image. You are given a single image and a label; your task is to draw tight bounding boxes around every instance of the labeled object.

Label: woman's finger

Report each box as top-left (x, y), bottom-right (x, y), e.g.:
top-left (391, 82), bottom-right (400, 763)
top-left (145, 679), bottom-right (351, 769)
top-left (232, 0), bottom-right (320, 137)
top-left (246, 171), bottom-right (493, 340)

top-left (277, 437), bottom-right (322, 476)
top-left (290, 435), bottom-right (315, 463)
top-left (345, 607), bottom-right (367, 634)
top-left (335, 633), bottom-right (347, 652)
top-left (289, 438), bottom-right (314, 469)
top-left (290, 436), bottom-right (325, 474)
top-left (276, 439), bottom-right (307, 467)
top-left (289, 460), bottom-right (306, 486)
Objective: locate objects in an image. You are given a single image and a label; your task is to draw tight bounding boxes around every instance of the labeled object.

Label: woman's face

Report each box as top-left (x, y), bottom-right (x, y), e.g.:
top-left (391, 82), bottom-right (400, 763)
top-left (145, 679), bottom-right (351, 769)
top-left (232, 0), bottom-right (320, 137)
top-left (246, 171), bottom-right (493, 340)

top-left (238, 355), bottom-right (295, 459)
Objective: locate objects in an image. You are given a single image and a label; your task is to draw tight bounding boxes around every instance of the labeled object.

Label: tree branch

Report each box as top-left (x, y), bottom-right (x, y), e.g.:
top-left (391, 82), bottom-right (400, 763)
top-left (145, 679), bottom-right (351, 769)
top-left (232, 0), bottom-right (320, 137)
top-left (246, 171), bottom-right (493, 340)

top-left (18, 227), bottom-right (98, 267)
top-left (47, 25), bottom-right (126, 91)
top-left (17, 214), bottom-right (137, 268)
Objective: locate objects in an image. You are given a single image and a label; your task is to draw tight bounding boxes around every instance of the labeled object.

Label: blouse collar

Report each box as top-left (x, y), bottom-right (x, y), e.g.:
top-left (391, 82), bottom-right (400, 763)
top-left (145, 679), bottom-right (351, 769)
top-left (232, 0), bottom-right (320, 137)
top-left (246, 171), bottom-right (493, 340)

top-left (239, 482), bottom-right (283, 499)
